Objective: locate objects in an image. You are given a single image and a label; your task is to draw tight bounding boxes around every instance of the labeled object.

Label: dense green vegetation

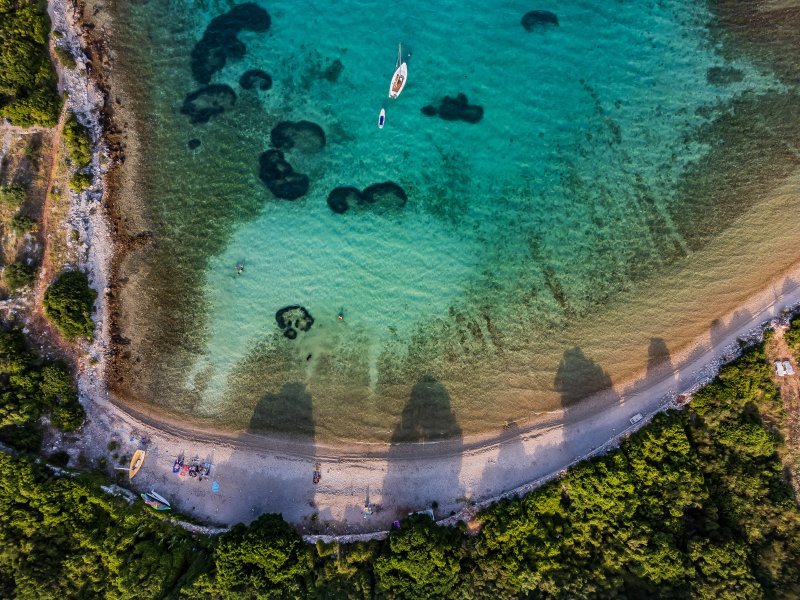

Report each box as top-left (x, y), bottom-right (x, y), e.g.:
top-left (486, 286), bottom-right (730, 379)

top-left (0, 454), bottom-right (209, 598)
top-left (43, 270), bottom-right (96, 339)
top-left (9, 213), bottom-right (37, 234)
top-left (63, 113), bottom-right (94, 192)
top-left (784, 315), bottom-right (800, 353)
top-left (0, 184), bottom-right (26, 208)
top-left (53, 45), bottom-right (76, 70)
top-left (0, 328), bottom-right (84, 453)
top-left (0, 0), bottom-right (62, 126)
top-left (3, 261), bottom-right (35, 290)
top-left (0, 331), bottom-right (798, 598)
top-left (63, 113), bottom-right (91, 167)
top-left (0, 183), bottom-right (28, 208)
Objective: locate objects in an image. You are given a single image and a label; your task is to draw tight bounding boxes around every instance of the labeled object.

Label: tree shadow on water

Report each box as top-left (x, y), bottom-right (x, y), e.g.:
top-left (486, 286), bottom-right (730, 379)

top-left (554, 347), bottom-right (617, 408)
top-left (480, 348), bottom-right (622, 499)
top-left (380, 375), bottom-right (463, 521)
top-left (390, 375), bottom-right (463, 443)
top-left (248, 382), bottom-right (314, 437)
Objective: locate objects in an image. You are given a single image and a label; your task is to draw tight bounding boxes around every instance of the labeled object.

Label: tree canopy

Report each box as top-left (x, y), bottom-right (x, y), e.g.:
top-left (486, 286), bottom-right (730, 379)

top-left (43, 271), bottom-right (96, 340)
top-left (0, 0), bottom-right (62, 126)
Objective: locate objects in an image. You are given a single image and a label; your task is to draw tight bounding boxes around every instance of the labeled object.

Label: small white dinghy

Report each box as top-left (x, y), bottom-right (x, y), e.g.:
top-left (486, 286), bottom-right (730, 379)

top-left (388, 43), bottom-right (407, 99)
top-left (378, 108), bottom-right (386, 128)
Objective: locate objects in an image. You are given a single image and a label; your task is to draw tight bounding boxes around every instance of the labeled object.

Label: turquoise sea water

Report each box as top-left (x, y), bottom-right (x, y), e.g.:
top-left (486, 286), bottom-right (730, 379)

top-left (112, 0), bottom-right (787, 439)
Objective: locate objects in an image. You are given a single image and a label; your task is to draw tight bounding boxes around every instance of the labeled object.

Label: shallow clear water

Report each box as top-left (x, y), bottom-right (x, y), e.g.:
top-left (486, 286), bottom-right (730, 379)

top-left (110, 0), bottom-right (796, 440)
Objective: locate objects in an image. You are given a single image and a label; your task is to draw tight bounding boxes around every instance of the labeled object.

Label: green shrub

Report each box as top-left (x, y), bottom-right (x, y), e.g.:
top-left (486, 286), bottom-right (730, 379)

top-left (785, 315), bottom-right (800, 354)
top-left (63, 113), bottom-right (92, 168)
top-left (69, 171), bottom-right (93, 193)
top-left (39, 363), bottom-right (73, 407)
top-left (4, 262), bottom-right (36, 290)
top-left (43, 271), bottom-right (96, 339)
top-left (0, 184), bottom-right (27, 208)
top-left (0, 0), bottom-right (62, 126)
top-left (53, 46), bottom-right (76, 70)
top-left (9, 213), bottom-right (37, 234)
top-left (51, 400), bottom-right (85, 432)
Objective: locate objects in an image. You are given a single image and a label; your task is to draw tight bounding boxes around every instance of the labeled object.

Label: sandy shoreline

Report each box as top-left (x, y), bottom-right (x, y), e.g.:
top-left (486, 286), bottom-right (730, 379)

top-left (43, 0), bottom-right (800, 536)
top-left (66, 259), bottom-right (800, 536)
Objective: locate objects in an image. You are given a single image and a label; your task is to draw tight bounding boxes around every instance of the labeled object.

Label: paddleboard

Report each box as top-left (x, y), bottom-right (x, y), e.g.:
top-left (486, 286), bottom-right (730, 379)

top-left (378, 109), bottom-right (385, 128)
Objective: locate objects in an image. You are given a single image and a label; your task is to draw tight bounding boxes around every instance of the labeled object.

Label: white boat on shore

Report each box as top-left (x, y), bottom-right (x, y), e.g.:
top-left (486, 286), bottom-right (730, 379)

top-left (388, 43), bottom-right (407, 99)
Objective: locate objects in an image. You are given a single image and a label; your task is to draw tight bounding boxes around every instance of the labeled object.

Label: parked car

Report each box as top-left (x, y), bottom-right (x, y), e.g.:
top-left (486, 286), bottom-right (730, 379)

top-left (775, 361), bottom-right (787, 377)
top-left (783, 360), bottom-right (795, 376)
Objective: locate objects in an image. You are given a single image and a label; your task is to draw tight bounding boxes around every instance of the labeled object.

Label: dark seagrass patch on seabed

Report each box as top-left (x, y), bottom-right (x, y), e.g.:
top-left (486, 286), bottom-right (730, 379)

top-left (326, 182), bottom-right (407, 214)
top-left (421, 93), bottom-right (483, 124)
top-left (521, 10), bottom-right (559, 31)
top-left (326, 186), bottom-right (363, 214)
top-left (239, 69), bottom-right (273, 90)
top-left (190, 3), bottom-right (271, 84)
top-left (276, 305), bottom-right (314, 340)
top-left (180, 84), bottom-right (236, 124)
top-left (258, 149), bottom-right (309, 200)
top-left (270, 120), bottom-right (326, 153)
top-left (706, 66), bottom-right (744, 86)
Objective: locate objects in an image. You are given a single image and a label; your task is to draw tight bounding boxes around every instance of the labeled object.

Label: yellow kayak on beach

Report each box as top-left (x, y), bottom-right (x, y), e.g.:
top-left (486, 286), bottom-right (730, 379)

top-left (129, 449), bottom-right (146, 479)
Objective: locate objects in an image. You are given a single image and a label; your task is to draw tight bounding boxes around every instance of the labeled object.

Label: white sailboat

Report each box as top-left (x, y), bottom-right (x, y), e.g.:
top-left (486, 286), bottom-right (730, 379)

top-left (388, 43), bottom-right (407, 99)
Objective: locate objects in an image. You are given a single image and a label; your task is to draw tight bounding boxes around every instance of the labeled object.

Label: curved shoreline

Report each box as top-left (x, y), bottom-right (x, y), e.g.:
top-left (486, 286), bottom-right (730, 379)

top-left (54, 0), bottom-right (800, 534)
top-left (72, 262), bottom-right (800, 534)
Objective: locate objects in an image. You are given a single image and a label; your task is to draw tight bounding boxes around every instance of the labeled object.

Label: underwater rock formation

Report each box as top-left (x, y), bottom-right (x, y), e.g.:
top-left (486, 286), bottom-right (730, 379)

top-left (270, 120), bottom-right (326, 153)
top-left (421, 93), bottom-right (483, 124)
top-left (258, 149), bottom-right (309, 200)
top-left (521, 10), bottom-right (559, 31)
top-left (187, 138), bottom-right (201, 149)
top-left (239, 68), bottom-right (273, 90)
top-left (180, 85), bottom-right (236, 124)
top-left (275, 305), bottom-right (314, 340)
top-left (326, 186), bottom-right (363, 214)
top-left (326, 182), bottom-right (407, 214)
top-left (190, 3), bottom-right (271, 84)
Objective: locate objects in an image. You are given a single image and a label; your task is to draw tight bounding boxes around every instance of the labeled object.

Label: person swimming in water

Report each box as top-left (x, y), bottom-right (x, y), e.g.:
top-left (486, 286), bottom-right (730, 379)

top-left (236, 262), bottom-right (244, 276)
top-left (337, 308), bottom-right (344, 321)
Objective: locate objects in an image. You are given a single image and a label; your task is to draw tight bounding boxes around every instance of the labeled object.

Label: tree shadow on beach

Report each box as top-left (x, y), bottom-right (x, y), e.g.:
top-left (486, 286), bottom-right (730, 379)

top-left (248, 382), bottom-right (314, 437)
top-left (555, 346), bottom-right (621, 458)
top-left (380, 375), bottom-right (463, 522)
top-left (646, 337), bottom-right (674, 379)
